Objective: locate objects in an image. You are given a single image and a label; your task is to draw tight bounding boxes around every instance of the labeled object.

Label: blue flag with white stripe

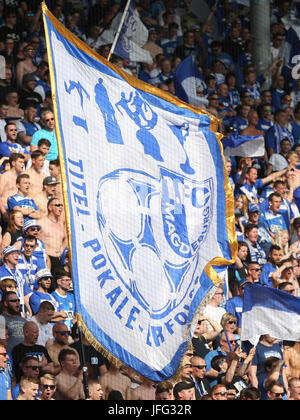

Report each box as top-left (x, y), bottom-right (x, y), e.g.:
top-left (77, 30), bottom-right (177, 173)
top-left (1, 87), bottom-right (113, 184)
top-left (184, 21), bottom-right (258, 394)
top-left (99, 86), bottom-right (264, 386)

top-left (223, 132), bottom-right (265, 157)
top-left (42, 2), bottom-right (236, 382)
top-left (174, 56), bottom-right (208, 107)
top-left (241, 284), bottom-right (300, 342)
top-left (113, 0), bottom-right (153, 64)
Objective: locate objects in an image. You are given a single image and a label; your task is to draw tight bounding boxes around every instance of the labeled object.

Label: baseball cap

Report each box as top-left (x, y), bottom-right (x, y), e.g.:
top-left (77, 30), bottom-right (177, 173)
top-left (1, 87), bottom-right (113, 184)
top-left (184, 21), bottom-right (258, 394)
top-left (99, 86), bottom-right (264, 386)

top-left (22, 73), bottom-right (36, 84)
top-left (3, 245), bottom-right (20, 257)
top-left (173, 381), bottom-right (195, 398)
top-left (43, 176), bottom-right (60, 186)
top-left (35, 268), bottom-right (53, 282)
top-left (248, 203), bottom-right (259, 213)
top-left (23, 219), bottom-right (41, 232)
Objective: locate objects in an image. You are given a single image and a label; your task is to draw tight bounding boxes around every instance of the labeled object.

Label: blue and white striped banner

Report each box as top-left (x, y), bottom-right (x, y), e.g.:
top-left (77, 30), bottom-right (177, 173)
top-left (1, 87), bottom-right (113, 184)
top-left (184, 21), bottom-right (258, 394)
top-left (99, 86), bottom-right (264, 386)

top-left (42, 3), bottom-right (236, 381)
top-left (241, 284), bottom-right (300, 342)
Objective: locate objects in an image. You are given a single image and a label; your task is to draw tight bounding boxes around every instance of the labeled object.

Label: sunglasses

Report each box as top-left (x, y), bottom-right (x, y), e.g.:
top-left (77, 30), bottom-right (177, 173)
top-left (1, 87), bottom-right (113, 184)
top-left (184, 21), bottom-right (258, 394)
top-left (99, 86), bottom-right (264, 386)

top-left (24, 244), bottom-right (35, 248)
top-left (42, 384), bottom-right (56, 390)
top-left (227, 320), bottom-right (237, 325)
top-left (8, 298), bottom-right (20, 303)
top-left (271, 392), bottom-right (285, 397)
top-left (285, 266), bottom-right (294, 270)
top-left (45, 118), bottom-right (54, 122)
top-left (25, 365), bottom-right (40, 370)
top-left (53, 203), bottom-right (63, 207)
top-left (28, 227), bottom-right (39, 231)
top-left (56, 331), bottom-right (71, 336)
top-left (192, 365), bottom-right (206, 369)
top-left (214, 392), bottom-right (227, 396)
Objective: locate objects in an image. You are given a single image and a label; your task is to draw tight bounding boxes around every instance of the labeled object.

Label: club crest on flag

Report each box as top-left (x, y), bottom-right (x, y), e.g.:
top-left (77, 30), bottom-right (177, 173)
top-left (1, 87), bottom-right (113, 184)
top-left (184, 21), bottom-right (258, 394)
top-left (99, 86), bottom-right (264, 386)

top-left (97, 167), bottom-right (213, 318)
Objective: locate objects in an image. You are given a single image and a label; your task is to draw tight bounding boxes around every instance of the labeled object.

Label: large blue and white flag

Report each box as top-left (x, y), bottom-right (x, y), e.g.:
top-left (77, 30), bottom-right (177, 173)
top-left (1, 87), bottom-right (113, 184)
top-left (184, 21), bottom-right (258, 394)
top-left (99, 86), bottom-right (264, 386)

top-left (223, 133), bottom-right (265, 158)
top-left (174, 56), bottom-right (208, 108)
top-left (113, 0), bottom-right (153, 64)
top-left (241, 284), bottom-right (300, 343)
top-left (42, 3), bottom-right (236, 382)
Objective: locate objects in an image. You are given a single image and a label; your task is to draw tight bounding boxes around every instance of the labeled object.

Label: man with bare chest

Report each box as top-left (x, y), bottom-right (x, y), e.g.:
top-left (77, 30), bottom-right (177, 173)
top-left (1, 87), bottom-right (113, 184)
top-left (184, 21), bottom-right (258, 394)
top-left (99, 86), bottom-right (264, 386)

top-left (284, 342), bottom-right (300, 381)
top-left (99, 364), bottom-right (132, 400)
top-left (24, 150), bottom-right (46, 197)
top-left (0, 153), bottom-right (25, 224)
top-left (38, 197), bottom-right (67, 274)
top-left (16, 44), bottom-right (37, 88)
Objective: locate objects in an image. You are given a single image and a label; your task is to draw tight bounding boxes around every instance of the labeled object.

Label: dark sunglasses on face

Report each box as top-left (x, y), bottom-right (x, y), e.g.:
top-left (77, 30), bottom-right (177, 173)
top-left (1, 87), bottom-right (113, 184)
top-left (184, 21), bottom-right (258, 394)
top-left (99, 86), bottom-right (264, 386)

top-left (192, 365), bottom-right (206, 369)
top-left (25, 365), bottom-right (40, 370)
top-left (8, 298), bottom-right (20, 303)
top-left (56, 331), bottom-right (71, 336)
top-left (272, 392), bottom-right (285, 397)
top-left (227, 320), bottom-right (237, 325)
top-left (42, 384), bottom-right (56, 390)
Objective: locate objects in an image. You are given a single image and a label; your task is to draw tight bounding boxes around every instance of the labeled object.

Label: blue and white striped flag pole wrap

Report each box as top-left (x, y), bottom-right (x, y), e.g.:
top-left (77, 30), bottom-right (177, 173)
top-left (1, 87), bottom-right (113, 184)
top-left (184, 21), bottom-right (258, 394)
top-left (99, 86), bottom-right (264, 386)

top-left (42, 2), bottom-right (237, 382)
top-left (241, 284), bottom-right (300, 343)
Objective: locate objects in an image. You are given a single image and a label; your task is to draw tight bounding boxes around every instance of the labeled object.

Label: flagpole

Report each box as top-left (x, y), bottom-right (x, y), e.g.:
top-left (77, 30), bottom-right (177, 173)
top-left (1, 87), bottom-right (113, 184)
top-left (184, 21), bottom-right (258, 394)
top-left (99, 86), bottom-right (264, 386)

top-left (107, 0), bottom-right (132, 62)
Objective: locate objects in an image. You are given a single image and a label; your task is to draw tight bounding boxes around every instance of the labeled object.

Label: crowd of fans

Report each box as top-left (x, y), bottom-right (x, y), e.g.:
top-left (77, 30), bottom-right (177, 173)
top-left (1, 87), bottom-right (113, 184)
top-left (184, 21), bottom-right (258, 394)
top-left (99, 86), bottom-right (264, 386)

top-left (0, 0), bottom-right (299, 401)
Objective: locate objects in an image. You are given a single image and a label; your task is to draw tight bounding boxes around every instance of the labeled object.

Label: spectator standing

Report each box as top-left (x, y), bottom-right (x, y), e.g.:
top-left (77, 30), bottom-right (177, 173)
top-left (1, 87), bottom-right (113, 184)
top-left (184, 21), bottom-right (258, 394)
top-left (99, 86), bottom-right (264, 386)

top-left (12, 321), bottom-right (54, 383)
top-left (54, 348), bottom-right (85, 400)
top-left (30, 109), bottom-right (58, 161)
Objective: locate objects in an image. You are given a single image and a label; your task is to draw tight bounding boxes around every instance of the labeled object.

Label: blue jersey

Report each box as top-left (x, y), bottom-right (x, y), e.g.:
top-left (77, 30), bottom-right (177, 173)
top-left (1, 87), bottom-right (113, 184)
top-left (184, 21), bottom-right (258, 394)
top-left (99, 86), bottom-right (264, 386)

top-left (0, 141), bottom-right (30, 159)
top-left (259, 197), bottom-right (294, 231)
top-left (7, 194), bottom-right (39, 223)
top-left (29, 291), bottom-right (59, 315)
top-left (51, 291), bottom-right (75, 329)
top-left (17, 238), bottom-right (47, 269)
top-left (16, 120), bottom-right (40, 137)
top-left (0, 263), bottom-right (32, 308)
top-left (237, 179), bottom-right (264, 202)
top-left (257, 118), bottom-right (273, 134)
top-left (260, 262), bottom-right (276, 288)
top-left (259, 210), bottom-right (287, 235)
top-left (0, 370), bottom-right (10, 400)
top-left (228, 88), bottom-right (240, 109)
top-left (17, 253), bottom-right (45, 291)
top-left (232, 116), bottom-right (248, 132)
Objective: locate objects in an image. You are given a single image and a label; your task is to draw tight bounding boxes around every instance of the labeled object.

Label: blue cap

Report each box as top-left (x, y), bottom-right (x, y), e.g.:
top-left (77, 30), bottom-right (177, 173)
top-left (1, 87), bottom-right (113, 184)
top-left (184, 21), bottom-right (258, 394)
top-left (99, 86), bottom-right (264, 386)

top-left (3, 245), bottom-right (20, 256)
top-left (248, 203), bottom-right (259, 213)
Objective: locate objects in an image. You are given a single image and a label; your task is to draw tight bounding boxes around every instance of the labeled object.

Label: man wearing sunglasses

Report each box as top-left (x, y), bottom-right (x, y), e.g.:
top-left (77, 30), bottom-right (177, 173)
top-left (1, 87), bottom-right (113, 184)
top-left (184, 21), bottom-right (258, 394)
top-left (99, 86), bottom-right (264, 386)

top-left (37, 373), bottom-right (57, 400)
top-left (30, 109), bottom-right (58, 161)
top-left (1, 291), bottom-right (27, 353)
top-left (11, 355), bottom-right (41, 400)
top-left (204, 331), bottom-right (237, 387)
top-left (47, 323), bottom-right (79, 376)
top-left (0, 122), bottom-right (30, 163)
top-left (266, 380), bottom-right (286, 400)
top-left (190, 356), bottom-right (211, 399)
